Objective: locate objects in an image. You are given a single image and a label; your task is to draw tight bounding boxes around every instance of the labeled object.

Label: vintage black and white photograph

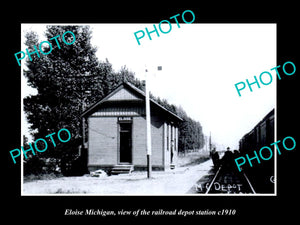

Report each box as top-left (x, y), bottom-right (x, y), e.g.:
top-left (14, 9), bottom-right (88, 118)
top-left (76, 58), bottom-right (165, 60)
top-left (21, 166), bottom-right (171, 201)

top-left (20, 23), bottom-right (277, 195)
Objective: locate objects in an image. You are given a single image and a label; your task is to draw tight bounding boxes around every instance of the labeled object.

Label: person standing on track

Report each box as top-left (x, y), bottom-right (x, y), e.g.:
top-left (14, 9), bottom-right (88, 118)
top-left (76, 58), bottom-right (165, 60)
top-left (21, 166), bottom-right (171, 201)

top-left (211, 148), bottom-right (220, 167)
top-left (222, 147), bottom-right (234, 171)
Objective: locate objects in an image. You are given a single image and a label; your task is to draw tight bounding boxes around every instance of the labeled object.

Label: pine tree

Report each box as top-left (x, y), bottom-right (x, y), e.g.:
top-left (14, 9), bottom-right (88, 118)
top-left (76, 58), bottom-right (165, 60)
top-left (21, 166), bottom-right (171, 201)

top-left (23, 25), bottom-right (110, 169)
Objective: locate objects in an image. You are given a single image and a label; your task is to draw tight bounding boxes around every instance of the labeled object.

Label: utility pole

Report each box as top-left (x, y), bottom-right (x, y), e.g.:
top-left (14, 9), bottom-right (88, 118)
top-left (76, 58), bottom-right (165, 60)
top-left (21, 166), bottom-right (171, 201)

top-left (145, 66), bottom-right (152, 179)
top-left (145, 65), bottom-right (162, 179)
top-left (209, 131), bottom-right (212, 152)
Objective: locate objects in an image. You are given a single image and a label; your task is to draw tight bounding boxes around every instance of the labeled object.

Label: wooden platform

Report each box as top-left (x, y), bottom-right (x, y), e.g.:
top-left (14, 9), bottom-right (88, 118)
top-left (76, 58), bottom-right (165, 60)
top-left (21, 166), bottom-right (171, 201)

top-left (111, 164), bottom-right (134, 175)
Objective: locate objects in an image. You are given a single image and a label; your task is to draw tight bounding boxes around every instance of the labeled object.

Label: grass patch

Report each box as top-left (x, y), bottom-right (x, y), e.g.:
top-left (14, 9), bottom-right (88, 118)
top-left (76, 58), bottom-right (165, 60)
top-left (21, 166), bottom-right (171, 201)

top-left (23, 173), bottom-right (63, 183)
top-left (54, 188), bottom-right (87, 194)
top-left (177, 151), bottom-right (210, 167)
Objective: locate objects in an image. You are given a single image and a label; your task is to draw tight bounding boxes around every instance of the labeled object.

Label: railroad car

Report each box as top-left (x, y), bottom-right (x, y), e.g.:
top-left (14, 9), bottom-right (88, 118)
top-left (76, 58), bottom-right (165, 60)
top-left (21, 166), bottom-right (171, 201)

top-left (239, 109), bottom-right (274, 154)
top-left (238, 108), bottom-right (275, 193)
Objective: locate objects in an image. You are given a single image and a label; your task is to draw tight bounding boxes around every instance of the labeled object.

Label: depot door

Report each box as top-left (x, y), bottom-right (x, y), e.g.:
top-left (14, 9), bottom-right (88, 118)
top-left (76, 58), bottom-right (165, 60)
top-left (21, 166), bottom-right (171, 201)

top-left (119, 122), bottom-right (132, 163)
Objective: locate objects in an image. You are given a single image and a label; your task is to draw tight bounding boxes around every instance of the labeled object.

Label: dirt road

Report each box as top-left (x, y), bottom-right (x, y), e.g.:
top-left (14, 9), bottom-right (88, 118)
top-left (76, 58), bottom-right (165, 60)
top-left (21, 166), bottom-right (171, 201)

top-left (23, 159), bottom-right (213, 195)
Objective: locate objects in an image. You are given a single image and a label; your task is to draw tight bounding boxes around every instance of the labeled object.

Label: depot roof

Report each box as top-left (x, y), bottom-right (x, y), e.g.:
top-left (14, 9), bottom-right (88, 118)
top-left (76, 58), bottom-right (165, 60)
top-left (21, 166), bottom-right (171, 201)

top-left (81, 82), bottom-right (183, 122)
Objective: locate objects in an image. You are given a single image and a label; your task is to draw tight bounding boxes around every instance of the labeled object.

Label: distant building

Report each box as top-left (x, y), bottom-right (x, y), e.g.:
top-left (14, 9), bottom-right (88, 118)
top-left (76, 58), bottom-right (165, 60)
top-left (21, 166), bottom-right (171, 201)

top-left (81, 82), bottom-right (183, 173)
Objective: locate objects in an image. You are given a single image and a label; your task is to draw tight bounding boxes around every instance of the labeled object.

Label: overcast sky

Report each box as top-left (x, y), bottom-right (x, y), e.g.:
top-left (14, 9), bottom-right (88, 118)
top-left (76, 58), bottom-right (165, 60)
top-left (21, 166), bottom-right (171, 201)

top-left (22, 23), bottom-right (276, 149)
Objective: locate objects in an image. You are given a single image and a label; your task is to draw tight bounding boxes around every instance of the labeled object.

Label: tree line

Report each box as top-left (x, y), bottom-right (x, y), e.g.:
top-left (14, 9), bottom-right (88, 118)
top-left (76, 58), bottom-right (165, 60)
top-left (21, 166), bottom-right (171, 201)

top-left (153, 97), bottom-right (204, 152)
top-left (23, 25), bottom-right (204, 175)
